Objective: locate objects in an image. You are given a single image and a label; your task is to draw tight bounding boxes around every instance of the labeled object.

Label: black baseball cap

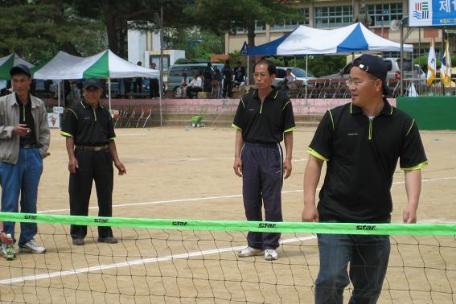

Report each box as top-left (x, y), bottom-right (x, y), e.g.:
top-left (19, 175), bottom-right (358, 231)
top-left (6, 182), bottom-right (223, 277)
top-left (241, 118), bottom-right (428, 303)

top-left (83, 79), bottom-right (103, 90)
top-left (10, 64), bottom-right (31, 78)
top-left (352, 54), bottom-right (389, 95)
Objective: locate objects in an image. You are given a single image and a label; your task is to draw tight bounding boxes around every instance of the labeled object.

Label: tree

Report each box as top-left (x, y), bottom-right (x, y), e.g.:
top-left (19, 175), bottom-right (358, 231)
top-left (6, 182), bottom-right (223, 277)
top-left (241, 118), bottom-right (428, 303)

top-left (168, 29), bottom-right (224, 61)
top-left (186, 0), bottom-right (299, 81)
top-left (69, 0), bottom-right (193, 58)
top-left (267, 55), bottom-right (346, 77)
top-left (0, 1), bottom-right (105, 64)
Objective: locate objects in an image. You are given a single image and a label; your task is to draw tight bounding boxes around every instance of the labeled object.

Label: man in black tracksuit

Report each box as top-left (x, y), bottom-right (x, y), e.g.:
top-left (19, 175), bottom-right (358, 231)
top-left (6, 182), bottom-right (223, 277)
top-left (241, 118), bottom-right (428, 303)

top-left (61, 79), bottom-right (126, 246)
top-left (233, 59), bottom-right (295, 261)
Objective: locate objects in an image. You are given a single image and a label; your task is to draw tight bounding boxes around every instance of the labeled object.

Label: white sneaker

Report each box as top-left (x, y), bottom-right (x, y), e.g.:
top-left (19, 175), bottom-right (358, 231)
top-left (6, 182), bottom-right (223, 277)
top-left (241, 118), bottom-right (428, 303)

top-left (264, 249), bottom-right (278, 261)
top-left (19, 239), bottom-right (46, 254)
top-left (1, 243), bottom-right (16, 261)
top-left (237, 246), bottom-right (264, 257)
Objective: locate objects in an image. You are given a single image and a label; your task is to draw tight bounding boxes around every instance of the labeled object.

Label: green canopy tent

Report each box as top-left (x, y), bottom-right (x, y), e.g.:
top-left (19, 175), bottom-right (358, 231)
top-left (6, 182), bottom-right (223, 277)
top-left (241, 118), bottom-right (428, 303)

top-left (0, 53), bottom-right (34, 80)
top-left (34, 50), bottom-right (160, 117)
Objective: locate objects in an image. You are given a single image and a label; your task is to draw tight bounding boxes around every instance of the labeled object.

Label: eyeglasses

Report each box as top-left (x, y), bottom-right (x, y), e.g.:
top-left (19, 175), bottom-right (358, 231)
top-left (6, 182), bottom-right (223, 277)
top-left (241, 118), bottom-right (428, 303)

top-left (345, 77), bottom-right (379, 88)
top-left (345, 79), bottom-right (364, 88)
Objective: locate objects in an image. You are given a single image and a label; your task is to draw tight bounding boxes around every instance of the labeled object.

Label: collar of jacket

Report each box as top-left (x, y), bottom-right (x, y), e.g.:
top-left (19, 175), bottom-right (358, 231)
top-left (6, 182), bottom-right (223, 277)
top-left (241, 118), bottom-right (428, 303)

top-left (8, 93), bottom-right (39, 109)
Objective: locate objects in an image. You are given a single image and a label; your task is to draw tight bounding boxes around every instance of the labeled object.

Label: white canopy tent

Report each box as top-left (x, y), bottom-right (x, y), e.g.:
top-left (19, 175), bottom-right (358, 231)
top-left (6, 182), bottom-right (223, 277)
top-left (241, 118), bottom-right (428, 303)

top-left (241, 22), bottom-right (414, 98)
top-left (34, 50), bottom-right (160, 113)
top-left (242, 23), bottom-right (414, 56)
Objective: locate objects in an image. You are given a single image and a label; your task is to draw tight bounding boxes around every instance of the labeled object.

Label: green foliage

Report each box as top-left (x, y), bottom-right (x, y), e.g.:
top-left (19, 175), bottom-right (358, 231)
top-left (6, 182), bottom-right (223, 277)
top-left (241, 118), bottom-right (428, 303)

top-left (262, 55), bottom-right (346, 77)
top-left (227, 51), bottom-right (246, 66)
top-left (414, 54), bottom-right (456, 72)
top-left (167, 29), bottom-right (223, 61)
top-left (186, 0), bottom-right (296, 35)
top-left (69, 0), bottom-right (193, 57)
top-left (0, 3), bottom-right (105, 64)
top-left (306, 56), bottom-right (346, 77)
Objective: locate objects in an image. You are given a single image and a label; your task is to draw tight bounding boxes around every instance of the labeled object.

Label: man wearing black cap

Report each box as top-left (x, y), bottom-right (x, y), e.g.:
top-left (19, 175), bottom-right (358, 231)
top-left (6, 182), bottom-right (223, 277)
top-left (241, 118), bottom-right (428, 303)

top-left (302, 54), bottom-right (427, 303)
top-left (61, 78), bottom-right (126, 246)
top-left (0, 64), bottom-right (50, 260)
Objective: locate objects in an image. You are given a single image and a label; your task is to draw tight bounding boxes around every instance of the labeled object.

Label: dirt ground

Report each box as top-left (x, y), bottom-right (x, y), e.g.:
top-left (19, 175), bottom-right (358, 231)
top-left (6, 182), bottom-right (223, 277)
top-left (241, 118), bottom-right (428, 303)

top-left (0, 126), bottom-right (455, 303)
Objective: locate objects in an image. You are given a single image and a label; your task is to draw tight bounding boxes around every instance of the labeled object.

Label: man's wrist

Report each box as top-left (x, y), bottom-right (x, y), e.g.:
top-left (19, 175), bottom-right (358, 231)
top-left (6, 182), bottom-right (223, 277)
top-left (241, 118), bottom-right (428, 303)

top-left (406, 201), bottom-right (419, 209)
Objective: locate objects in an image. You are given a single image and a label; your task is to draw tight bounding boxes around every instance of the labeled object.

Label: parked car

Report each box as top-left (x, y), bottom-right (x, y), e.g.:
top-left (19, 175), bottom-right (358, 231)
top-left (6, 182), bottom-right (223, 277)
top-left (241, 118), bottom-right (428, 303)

top-left (314, 57), bottom-right (427, 98)
top-left (321, 57), bottom-right (425, 82)
top-left (383, 58), bottom-right (426, 82)
top-left (273, 66), bottom-right (315, 87)
top-left (166, 62), bottom-right (224, 94)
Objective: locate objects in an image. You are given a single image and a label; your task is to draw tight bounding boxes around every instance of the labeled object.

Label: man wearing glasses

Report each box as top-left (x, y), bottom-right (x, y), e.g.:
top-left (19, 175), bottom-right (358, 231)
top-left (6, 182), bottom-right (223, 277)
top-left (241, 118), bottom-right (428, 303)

top-left (302, 54), bottom-right (427, 303)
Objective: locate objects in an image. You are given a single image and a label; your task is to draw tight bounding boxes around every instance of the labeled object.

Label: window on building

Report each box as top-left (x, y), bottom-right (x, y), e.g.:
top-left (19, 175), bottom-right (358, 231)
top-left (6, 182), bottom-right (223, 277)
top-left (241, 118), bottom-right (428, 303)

top-left (231, 20), bottom-right (266, 33)
top-left (255, 20), bottom-right (266, 32)
top-left (315, 6), bottom-right (353, 28)
top-left (271, 8), bottom-right (310, 31)
top-left (367, 3), bottom-right (403, 27)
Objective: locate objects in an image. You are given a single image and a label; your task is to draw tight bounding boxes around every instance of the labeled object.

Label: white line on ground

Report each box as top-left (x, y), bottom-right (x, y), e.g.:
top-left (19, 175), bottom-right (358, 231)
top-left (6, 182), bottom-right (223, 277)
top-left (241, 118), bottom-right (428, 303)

top-left (39, 176), bottom-right (456, 214)
top-left (0, 235), bottom-right (316, 285)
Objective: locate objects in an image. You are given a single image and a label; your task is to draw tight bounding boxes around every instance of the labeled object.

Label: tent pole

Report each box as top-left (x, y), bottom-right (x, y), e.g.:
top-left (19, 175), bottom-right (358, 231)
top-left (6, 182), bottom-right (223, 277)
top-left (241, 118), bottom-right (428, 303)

top-left (62, 81), bottom-right (66, 107)
top-left (108, 78), bottom-right (112, 112)
top-left (159, 5), bottom-right (164, 127)
top-left (247, 56), bottom-right (250, 85)
top-left (57, 81), bottom-right (61, 107)
top-left (305, 55), bottom-right (308, 102)
top-left (159, 83), bottom-right (163, 127)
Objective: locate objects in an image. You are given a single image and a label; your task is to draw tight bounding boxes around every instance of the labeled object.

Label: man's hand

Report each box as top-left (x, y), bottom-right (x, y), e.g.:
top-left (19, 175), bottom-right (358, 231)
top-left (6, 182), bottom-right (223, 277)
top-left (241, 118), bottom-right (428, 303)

top-left (302, 205), bottom-right (319, 222)
top-left (13, 124), bottom-right (30, 137)
top-left (283, 158), bottom-right (292, 179)
top-left (233, 157), bottom-right (242, 177)
top-left (403, 204), bottom-right (418, 223)
top-left (114, 160), bottom-right (127, 175)
top-left (68, 156), bottom-right (78, 174)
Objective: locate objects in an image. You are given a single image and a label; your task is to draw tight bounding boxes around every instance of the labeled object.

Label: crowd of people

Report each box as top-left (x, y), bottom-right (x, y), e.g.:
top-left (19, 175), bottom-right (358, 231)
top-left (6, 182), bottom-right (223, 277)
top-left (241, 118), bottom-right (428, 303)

top-left (0, 55), bottom-right (428, 303)
top-left (177, 61), bottom-right (246, 99)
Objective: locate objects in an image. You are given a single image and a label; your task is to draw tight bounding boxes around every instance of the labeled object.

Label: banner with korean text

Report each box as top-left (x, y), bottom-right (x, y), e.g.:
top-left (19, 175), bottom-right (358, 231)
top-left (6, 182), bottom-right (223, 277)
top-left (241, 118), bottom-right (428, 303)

top-left (409, 0), bottom-right (456, 27)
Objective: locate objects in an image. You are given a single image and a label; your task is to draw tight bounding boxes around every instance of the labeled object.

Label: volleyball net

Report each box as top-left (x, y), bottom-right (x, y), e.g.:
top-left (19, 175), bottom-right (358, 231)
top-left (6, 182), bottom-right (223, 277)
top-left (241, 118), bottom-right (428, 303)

top-left (0, 212), bottom-right (455, 303)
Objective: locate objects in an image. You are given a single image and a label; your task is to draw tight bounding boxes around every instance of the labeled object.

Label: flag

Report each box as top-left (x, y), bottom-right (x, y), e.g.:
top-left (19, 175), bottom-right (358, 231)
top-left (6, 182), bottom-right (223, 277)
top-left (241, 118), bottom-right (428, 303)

top-left (426, 39), bottom-right (436, 86)
top-left (441, 40), bottom-right (452, 87)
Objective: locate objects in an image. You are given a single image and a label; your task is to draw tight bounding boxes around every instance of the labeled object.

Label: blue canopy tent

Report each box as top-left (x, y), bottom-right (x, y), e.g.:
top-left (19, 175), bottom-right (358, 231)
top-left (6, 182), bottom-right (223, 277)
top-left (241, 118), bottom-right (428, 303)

top-left (241, 22), bottom-right (413, 56)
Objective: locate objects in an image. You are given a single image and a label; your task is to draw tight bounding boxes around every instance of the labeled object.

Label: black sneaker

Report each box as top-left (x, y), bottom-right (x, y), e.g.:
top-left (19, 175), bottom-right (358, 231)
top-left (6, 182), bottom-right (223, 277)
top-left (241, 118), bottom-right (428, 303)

top-left (97, 237), bottom-right (118, 244)
top-left (72, 238), bottom-right (85, 246)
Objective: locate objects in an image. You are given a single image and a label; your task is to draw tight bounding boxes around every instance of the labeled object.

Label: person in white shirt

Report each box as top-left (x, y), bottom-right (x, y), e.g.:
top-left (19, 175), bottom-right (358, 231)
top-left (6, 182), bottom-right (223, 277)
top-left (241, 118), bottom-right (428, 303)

top-left (187, 72), bottom-right (203, 98)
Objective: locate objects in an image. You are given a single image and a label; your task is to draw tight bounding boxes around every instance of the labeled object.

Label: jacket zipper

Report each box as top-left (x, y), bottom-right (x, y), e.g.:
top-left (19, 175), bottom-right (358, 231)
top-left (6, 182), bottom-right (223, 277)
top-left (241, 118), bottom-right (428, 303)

top-left (368, 118), bottom-right (373, 140)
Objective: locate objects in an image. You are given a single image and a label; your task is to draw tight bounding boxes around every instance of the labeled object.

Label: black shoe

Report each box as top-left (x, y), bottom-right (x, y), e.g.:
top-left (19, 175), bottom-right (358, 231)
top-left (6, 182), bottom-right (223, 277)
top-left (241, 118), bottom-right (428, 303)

top-left (72, 238), bottom-right (85, 246)
top-left (98, 237), bottom-right (118, 244)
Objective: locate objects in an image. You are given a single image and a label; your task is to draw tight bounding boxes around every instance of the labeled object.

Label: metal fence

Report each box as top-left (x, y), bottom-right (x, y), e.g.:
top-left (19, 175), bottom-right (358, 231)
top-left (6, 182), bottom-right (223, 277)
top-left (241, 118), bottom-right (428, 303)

top-left (283, 78), bottom-right (456, 99)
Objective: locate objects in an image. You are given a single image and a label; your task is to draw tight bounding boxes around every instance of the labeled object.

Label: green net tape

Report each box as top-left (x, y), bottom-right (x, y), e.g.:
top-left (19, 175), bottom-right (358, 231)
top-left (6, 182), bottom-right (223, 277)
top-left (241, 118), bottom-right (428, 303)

top-left (0, 212), bottom-right (455, 235)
